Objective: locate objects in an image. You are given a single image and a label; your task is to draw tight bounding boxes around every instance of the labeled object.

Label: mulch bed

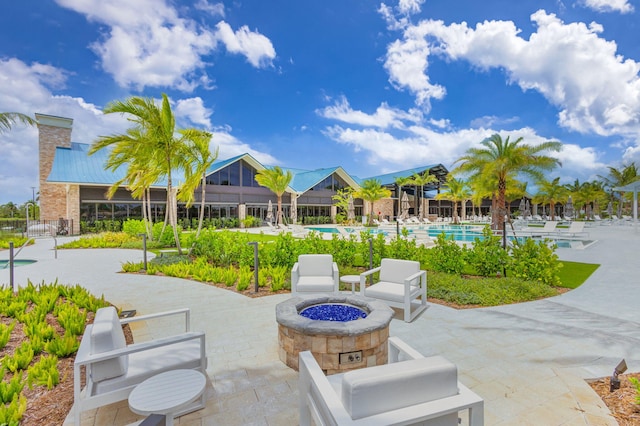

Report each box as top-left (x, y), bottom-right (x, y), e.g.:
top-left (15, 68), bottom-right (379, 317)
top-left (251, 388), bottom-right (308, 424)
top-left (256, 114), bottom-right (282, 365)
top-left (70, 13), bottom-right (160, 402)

top-left (588, 373), bottom-right (640, 425)
top-left (2, 315), bottom-right (134, 426)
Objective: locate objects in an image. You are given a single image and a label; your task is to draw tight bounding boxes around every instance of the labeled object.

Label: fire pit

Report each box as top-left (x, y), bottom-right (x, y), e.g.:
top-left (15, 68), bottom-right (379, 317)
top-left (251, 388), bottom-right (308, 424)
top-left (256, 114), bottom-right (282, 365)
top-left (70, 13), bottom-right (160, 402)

top-left (276, 295), bottom-right (394, 374)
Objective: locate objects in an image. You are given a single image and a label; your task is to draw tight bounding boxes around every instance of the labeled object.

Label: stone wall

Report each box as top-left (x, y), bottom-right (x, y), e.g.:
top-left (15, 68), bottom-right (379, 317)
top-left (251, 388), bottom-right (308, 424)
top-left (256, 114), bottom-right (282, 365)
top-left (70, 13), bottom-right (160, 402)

top-left (36, 114), bottom-right (75, 229)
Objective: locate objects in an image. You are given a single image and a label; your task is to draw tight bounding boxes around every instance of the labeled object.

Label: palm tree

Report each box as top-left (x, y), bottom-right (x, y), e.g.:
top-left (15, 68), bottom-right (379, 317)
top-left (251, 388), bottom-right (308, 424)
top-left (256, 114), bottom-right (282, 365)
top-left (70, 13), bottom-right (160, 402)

top-left (394, 176), bottom-right (413, 221)
top-left (412, 172), bottom-right (438, 219)
top-left (91, 126), bottom-right (160, 239)
top-left (94, 94), bottom-right (185, 252)
top-left (355, 179), bottom-right (391, 225)
top-left (255, 166), bottom-right (293, 226)
top-left (436, 177), bottom-right (470, 224)
top-left (178, 129), bottom-right (218, 239)
top-left (453, 134), bottom-right (561, 230)
top-left (599, 163), bottom-right (639, 218)
top-left (535, 177), bottom-right (567, 220)
top-left (0, 112), bottom-right (35, 133)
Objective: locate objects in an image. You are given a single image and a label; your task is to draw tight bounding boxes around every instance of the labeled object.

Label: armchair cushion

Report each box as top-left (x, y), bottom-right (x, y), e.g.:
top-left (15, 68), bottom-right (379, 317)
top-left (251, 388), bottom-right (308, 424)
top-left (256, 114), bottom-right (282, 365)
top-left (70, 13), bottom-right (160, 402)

top-left (295, 276), bottom-right (336, 292)
top-left (90, 307), bottom-right (128, 383)
top-left (298, 254), bottom-right (334, 277)
top-left (364, 281), bottom-right (420, 303)
top-left (340, 356), bottom-right (458, 420)
top-left (379, 258), bottom-right (420, 283)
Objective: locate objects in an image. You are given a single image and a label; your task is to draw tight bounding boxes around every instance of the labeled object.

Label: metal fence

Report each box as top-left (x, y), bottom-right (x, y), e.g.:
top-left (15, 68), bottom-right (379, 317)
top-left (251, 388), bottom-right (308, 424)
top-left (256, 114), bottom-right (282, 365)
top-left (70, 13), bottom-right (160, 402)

top-left (0, 219), bottom-right (74, 236)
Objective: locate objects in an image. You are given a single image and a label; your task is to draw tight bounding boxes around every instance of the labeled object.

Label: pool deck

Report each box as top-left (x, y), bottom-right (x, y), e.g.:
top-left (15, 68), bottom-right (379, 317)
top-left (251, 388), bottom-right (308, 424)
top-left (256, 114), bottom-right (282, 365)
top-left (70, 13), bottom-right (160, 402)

top-left (1, 223), bottom-right (639, 425)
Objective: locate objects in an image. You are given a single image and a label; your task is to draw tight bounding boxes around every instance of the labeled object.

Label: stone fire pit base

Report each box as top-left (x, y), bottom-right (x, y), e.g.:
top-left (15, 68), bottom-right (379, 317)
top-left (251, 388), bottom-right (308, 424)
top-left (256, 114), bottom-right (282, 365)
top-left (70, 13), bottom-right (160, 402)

top-left (276, 295), bottom-right (394, 375)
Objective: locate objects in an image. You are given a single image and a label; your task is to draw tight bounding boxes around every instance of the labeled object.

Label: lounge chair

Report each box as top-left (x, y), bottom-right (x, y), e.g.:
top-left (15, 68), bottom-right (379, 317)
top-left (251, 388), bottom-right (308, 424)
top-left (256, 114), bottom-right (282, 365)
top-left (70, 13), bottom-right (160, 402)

top-left (519, 221), bottom-right (557, 236)
top-left (360, 258), bottom-right (427, 322)
top-left (553, 221), bottom-right (589, 238)
top-left (291, 254), bottom-right (339, 295)
top-left (299, 336), bottom-right (484, 426)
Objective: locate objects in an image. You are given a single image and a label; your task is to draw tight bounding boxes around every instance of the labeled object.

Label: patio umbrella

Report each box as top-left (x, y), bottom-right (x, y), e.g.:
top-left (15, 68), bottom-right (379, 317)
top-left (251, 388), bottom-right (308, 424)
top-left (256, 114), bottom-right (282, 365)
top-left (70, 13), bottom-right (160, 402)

top-left (524, 199), bottom-right (531, 219)
top-left (586, 204), bottom-right (592, 220)
top-left (347, 195), bottom-right (355, 223)
top-left (519, 197), bottom-right (526, 215)
top-left (607, 201), bottom-right (613, 218)
top-left (532, 203), bottom-right (538, 217)
top-left (565, 196), bottom-right (574, 219)
top-left (266, 200), bottom-right (274, 224)
top-left (400, 191), bottom-right (410, 219)
top-left (290, 195), bottom-right (297, 224)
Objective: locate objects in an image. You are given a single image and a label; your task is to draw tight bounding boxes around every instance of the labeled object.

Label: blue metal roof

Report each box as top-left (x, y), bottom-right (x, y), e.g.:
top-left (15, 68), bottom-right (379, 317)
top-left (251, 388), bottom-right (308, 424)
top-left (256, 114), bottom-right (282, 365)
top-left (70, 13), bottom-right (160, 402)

top-left (47, 142), bottom-right (174, 187)
top-left (47, 142), bottom-right (440, 195)
top-left (361, 164), bottom-right (442, 186)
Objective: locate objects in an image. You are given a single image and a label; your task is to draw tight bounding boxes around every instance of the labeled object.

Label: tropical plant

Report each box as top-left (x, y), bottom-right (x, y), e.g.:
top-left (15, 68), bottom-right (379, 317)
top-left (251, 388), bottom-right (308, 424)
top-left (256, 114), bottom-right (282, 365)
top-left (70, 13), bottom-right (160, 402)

top-left (332, 188), bottom-right (355, 224)
top-left (534, 177), bottom-right (568, 220)
top-left (93, 94), bottom-right (190, 251)
top-left (255, 166), bottom-right (293, 226)
top-left (411, 172), bottom-right (438, 219)
top-left (177, 129), bottom-right (218, 240)
top-left (354, 179), bottom-right (391, 225)
top-left (598, 162), bottom-right (639, 218)
top-left (27, 355), bottom-right (59, 390)
top-left (436, 176), bottom-right (470, 224)
top-left (0, 112), bottom-right (35, 133)
top-left (453, 134), bottom-right (562, 230)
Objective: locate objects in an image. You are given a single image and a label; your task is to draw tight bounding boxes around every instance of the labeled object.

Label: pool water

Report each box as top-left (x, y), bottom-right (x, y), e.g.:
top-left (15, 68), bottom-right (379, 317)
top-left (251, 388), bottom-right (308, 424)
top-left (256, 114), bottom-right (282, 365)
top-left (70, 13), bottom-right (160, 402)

top-left (0, 259), bottom-right (37, 269)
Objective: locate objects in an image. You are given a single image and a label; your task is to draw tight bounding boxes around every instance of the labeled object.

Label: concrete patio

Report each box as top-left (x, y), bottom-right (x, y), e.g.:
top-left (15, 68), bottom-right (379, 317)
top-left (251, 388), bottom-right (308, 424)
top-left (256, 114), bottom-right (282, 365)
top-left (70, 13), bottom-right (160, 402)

top-left (1, 223), bottom-right (639, 425)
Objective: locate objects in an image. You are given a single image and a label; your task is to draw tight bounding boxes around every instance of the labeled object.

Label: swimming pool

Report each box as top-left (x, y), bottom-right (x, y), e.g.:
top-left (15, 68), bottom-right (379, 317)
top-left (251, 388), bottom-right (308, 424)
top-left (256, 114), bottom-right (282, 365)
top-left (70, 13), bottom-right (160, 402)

top-left (0, 259), bottom-right (37, 269)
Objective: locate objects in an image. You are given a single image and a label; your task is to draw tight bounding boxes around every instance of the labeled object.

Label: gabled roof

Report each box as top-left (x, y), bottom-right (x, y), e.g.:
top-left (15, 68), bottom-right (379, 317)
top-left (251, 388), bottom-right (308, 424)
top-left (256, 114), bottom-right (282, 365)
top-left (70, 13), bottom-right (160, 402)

top-left (360, 164), bottom-right (448, 186)
top-left (287, 166), bottom-right (361, 194)
top-left (205, 153), bottom-right (266, 176)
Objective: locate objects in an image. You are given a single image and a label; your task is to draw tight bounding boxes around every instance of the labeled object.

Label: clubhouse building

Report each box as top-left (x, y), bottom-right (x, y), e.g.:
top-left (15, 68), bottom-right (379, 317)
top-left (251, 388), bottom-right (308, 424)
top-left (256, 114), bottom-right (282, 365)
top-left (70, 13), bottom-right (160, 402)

top-left (37, 113), bottom-right (452, 234)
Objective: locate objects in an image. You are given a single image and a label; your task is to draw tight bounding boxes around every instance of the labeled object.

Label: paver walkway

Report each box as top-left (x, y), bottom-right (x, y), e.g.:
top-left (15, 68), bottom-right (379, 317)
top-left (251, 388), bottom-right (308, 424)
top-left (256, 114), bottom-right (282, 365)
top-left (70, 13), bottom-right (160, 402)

top-left (1, 223), bottom-right (639, 425)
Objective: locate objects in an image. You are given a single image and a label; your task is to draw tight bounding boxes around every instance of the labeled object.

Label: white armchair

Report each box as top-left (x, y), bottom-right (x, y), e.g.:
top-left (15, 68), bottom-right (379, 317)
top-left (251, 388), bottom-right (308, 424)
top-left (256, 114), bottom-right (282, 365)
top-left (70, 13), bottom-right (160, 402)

top-left (360, 258), bottom-right (427, 322)
top-left (299, 336), bottom-right (484, 426)
top-left (73, 307), bottom-right (207, 426)
top-left (291, 254), bottom-right (339, 295)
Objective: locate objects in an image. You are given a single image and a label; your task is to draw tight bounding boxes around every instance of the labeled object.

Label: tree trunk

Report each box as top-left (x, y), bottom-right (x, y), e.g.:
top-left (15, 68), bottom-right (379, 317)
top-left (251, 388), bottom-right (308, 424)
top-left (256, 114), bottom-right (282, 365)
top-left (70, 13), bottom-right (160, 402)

top-left (196, 172), bottom-right (206, 239)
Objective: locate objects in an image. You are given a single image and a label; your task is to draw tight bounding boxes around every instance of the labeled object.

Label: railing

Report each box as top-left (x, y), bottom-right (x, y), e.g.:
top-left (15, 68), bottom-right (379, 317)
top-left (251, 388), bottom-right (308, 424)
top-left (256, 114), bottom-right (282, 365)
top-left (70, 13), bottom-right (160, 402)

top-left (0, 219), bottom-right (73, 236)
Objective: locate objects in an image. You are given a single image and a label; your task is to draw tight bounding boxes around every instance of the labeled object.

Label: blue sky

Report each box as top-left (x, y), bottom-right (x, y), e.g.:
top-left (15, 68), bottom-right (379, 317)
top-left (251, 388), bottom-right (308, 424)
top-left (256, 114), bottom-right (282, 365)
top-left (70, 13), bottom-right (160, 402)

top-left (2, 0), bottom-right (640, 204)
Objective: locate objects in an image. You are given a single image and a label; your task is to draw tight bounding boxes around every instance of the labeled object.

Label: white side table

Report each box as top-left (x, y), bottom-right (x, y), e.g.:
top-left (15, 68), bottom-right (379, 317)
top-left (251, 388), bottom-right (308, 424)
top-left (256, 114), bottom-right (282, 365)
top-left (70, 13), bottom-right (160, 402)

top-left (128, 369), bottom-right (206, 426)
top-left (340, 275), bottom-right (361, 294)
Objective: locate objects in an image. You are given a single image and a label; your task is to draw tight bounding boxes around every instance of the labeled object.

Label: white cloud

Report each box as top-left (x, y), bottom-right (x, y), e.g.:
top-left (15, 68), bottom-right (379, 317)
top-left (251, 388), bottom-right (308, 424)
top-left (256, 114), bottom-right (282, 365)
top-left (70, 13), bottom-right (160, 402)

top-left (581, 0), bottom-right (634, 13)
top-left (174, 97), bottom-right (213, 128)
top-left (212, 131), bottom-right (277, 165)
top-left (54, 0), bottom-right (275, 91)
top-left (317, 96), bottom-right (422, 129)
top-left (194, 0), bottom-right (225, 17)
top-left (0, 57), bottom-right (277, 203)
top-left (383, 10), bottom-right (640, 137)
top-left (214, 21), bottom-right (276, 68)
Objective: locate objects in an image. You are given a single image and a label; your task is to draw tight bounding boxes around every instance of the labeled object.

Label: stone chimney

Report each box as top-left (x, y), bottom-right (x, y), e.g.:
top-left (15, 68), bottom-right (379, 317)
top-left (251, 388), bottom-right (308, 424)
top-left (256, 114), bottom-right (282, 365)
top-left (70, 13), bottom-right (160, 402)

top-left (35, 114), bottom-right (76, 227)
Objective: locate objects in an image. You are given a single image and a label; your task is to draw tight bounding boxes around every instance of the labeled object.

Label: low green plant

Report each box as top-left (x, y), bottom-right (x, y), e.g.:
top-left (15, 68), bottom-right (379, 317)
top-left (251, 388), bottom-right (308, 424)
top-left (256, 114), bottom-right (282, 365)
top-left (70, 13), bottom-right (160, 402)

top-left (0, 371), bottom-right (25, 404)
top-left (629, 377), bottom-right (640, 405)
top-left (237, 266), bottom-right (252, 291)
top-left (223, 266), bottom-right (237, 287)
top-left (54, 302), bottom-right (87, 336)
top-left (269, 266), bottom-right (288, 292)
top-left (23, 321), bottom-right (56, 341)
top-left (258, 268), bottom-right (268, 287)
top-left (0, 321), bottom-right (16, 350)
top-left (122, 261), bottom-right (144, 272)
top-left (3, 342), bottom-right (35, 373)
top-left (45, 333), bottom-right (80, 357)
top-left (27, 355), bottom-right (59, 390)
top-left (0, 392), bottom-right (27, 426)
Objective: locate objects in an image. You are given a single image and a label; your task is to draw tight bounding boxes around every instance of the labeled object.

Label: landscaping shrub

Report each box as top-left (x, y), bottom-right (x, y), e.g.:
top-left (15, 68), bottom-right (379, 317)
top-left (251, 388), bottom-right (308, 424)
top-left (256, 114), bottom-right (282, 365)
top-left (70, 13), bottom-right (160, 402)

top-left (465, 226), bottom-right (509, 277)
top-left (426, 233), bottom-right (467, 274)
top-left (508, 238), bottom-right (562, 286)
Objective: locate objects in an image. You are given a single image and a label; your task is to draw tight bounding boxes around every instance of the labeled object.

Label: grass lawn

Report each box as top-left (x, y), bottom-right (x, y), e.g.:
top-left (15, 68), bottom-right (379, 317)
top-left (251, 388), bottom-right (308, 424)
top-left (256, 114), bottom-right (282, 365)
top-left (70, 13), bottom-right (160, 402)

top-left (557, 260), bottom-right (600, 289)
